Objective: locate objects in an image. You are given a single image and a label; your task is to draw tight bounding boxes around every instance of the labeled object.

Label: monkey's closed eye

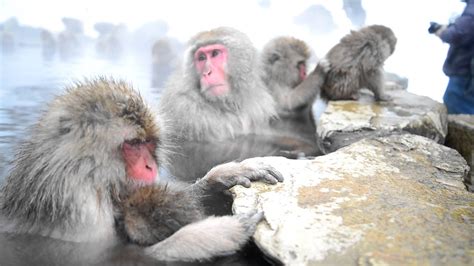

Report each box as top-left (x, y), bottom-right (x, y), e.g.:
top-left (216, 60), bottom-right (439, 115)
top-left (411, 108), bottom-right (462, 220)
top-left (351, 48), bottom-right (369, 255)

top-left (125, 139), bottom-right (144, 146)
top-left (269, 53), bottom-right (280, 64)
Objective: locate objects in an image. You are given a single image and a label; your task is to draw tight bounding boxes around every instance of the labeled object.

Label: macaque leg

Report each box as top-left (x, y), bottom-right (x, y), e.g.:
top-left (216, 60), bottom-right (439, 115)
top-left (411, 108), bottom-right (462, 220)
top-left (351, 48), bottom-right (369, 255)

top-left (145, 212), bottom-right (263, 262)
top-left (367, 70), bottom-right (392, 101)
top-left (193, 160), bottom-right (284, 192)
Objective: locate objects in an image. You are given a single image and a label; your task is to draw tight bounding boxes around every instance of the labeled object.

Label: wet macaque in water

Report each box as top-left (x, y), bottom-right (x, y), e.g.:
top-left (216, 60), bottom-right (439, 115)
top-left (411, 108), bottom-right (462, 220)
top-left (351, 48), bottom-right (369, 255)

top-left (158, 27), bottom-right (277, 141)
top-left (320, 24), bottom-right (397, 101)
top-left (0, 78), bottom-right (283, 262)
top-left (261, 36), bottom-right (328, 138)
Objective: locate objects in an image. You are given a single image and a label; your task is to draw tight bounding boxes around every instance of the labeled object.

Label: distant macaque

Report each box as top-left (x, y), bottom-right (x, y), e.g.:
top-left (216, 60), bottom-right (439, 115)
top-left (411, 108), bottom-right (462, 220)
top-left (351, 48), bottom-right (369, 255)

top-left (158, 27), bottom-right (277, 141)
top-left (58, 17), bottom-right (84, 60)
top-left (320, 24), bottom-right (397, 101)
top-left (343, 0), bottom-right (367, 28)
top-left (40, 29), bottom-right (56, 59)
top-left (151, 39), bottom-right (177, 88)
top-left (261, 36), bottom-right (328, 132)
top-left (0, 78), bottom-right (283, 262)
top-left (94, 22), bottom-right (125, 59)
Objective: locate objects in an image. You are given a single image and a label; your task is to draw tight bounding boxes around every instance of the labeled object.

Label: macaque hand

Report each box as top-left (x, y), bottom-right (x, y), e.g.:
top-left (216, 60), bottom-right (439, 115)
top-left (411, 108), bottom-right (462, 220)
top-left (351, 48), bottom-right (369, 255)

top-left (236, 211), bottom-right (264, 238)
top-left (316, 58), bottom-right (330, 73)
top-left (196, 160), bottom-right (284, 191)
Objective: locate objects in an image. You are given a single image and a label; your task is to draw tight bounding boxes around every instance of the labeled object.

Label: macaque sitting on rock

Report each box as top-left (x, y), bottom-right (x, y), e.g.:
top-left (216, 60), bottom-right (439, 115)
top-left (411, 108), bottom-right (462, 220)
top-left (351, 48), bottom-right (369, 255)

top-left (321, 24), bottom-right (397, 101)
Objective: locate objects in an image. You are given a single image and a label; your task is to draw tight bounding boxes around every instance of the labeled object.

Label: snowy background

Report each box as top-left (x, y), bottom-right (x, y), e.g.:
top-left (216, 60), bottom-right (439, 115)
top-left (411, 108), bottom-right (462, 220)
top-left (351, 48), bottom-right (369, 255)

top-left (0, 0), bottom-right (466, 101)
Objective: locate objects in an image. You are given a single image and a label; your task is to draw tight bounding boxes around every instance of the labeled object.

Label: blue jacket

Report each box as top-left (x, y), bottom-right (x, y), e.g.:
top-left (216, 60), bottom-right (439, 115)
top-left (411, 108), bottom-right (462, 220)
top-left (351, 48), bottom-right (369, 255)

top-left (440, 0), bottom-right (474, 77)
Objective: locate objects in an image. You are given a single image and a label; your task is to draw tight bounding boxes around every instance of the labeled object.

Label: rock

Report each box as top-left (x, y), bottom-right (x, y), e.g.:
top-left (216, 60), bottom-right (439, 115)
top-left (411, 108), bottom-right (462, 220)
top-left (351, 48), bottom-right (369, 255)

top-left (231, 134), bottom-right (473, 265)
top-left (316, 89), bottom-right (447, 154)
top-left (445, 114), bottom-right (474, 192)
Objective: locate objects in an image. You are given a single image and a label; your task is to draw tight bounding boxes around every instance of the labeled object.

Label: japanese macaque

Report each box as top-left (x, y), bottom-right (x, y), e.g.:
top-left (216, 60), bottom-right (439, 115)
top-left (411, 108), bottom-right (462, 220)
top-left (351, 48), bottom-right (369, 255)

top-left (261, 36), bottom-right (328, 136)
top-left (320, 24), bottom-right (397, 101)
top-left (158, 27), bottom-right (277, 141)
top-left (0, 78), bottom-right (283, 262)
top-left (151, 39), bottom-right (177, 88)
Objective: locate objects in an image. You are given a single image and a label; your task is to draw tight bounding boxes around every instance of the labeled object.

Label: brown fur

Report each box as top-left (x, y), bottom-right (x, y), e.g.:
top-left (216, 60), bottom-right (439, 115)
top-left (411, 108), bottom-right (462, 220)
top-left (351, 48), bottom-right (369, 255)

top-left (321, 24), bottom-right (397, 101)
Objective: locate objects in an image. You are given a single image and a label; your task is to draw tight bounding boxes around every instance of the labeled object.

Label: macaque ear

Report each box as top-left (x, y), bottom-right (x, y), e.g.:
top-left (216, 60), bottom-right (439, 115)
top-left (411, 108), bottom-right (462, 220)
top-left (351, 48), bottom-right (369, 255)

top-left (268, 53), bottom-right (280, 64)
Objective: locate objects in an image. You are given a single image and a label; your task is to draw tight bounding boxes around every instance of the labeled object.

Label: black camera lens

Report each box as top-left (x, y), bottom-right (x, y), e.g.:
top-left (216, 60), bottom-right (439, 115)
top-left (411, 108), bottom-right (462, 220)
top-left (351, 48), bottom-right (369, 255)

top-left (428, 22), bottom-right (442, 34)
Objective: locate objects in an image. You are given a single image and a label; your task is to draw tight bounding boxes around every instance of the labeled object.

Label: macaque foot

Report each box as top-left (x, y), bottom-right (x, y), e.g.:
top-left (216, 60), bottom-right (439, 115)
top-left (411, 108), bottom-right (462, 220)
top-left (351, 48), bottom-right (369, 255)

top-left (196, 160), bottom-right (283, 191)
top-left (350, 92), bottom-right (360, 100)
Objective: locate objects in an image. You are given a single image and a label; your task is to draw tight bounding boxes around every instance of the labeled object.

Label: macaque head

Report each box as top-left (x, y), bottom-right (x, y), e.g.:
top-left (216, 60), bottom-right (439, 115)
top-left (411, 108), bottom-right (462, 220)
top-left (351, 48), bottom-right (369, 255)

top-left (262, 36), bottom-right (311, 88)
top-left (369, 25), bottom-right (397, 59)
top-left (49, 79), bottom-right (161, 187)
top-left (186, 27), bottom-right (259, 102)
top-left (193, 43), bottom-right (230, 98)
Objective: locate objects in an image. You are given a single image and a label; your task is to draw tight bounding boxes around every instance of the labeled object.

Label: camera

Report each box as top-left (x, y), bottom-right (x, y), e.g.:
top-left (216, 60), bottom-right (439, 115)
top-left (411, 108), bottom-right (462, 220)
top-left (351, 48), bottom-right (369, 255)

top-left (428, 22), bottom-right (442, 34)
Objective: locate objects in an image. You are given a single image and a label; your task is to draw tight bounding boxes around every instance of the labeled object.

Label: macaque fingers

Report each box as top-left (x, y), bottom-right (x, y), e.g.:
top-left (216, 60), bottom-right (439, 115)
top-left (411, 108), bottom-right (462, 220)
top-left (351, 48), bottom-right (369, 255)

top-left (197, 161), bottom-right (283, 191)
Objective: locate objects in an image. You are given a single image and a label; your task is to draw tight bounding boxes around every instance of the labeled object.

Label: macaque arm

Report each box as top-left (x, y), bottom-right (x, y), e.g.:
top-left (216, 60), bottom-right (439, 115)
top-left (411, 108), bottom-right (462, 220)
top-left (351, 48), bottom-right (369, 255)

top-left (145, 212), bottom-right (263, 262)
top-left (282, 59), bottom-right (329, 110)
top-left (193, 159), bottom-right (283, 192)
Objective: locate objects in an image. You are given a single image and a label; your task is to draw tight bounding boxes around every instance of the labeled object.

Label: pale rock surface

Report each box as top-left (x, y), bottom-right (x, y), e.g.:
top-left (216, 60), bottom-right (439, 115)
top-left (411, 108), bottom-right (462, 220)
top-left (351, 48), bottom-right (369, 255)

top-left (231, 134), bottom-right (473, 265)
top-left (316, 89), bottom-right (447, 154)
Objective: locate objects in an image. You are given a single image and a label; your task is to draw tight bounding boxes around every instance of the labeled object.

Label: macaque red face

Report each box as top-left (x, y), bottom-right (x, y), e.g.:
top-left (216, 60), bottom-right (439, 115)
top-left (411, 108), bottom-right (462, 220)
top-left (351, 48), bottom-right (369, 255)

top-left (297, 61), bottom-right (307, 82)
top-left (194, 44), bottom-right (230, 97)
top-left (122, 140), bottom-right (158, 184)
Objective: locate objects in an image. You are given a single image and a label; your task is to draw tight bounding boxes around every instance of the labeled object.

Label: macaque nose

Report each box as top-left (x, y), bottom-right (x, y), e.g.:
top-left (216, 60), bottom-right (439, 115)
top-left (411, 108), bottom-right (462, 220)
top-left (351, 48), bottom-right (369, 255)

top-left (203, 63), bottom-right (212, 76)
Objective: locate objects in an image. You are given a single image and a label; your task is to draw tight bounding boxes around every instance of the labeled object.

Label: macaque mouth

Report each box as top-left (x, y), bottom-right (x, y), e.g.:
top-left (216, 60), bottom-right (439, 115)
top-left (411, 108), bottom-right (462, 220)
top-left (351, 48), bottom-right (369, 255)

top-left (205, 84), bottom-right (225, 89)
top-left (202, 84), bottom-right (229, 96)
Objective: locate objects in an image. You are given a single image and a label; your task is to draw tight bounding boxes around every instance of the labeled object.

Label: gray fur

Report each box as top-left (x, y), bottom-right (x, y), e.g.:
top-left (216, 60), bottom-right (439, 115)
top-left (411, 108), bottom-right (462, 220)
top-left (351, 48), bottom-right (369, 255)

top-left (260, 36), bottom-right (329, 156)
top-left (0, 78), bottom-right (283, 262)
top-left (145, 212), bottom-right (263, 261)
top-left (321, 24), bottom-right (397, 101)
top-left (261, 36), bottom-right (315, 115)
top-left (158, 27), bottom-right (277, 141)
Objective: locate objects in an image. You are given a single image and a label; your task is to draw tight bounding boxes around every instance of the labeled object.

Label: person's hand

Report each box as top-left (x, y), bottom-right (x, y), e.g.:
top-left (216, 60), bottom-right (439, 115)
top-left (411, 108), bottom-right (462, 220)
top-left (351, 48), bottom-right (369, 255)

top-left (435, 25), bottom-right (448, 37)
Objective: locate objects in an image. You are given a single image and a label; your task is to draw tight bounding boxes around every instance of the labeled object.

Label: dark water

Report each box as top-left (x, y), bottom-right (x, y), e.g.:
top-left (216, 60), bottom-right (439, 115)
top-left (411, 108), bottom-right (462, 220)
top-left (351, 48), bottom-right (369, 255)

top-left (0, 47), bottom-right (289, 265)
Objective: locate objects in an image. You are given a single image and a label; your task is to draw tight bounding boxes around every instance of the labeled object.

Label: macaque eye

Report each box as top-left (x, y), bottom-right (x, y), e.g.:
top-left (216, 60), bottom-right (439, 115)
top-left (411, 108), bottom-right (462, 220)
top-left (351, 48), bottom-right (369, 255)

top-left (211, 49), bottom-right (220, 57)
top-left (269, 53), bottom-right (280, 64)
top-left (197, 53), bottom-right (206, 61)
top-left (297, 61), bottom-right (305, 68)
top-left (125, 138), bottom-right (143, 146)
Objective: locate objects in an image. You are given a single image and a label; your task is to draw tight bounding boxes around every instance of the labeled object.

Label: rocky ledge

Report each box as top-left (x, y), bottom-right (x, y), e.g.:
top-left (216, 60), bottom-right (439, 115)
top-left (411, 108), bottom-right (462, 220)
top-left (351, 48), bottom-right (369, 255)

top-left (445, 114), bottom-right (474, 192)
top-left (231, 134), bottom-right (473, 265)
top-left (316, 89), bottom-right (447, 154)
